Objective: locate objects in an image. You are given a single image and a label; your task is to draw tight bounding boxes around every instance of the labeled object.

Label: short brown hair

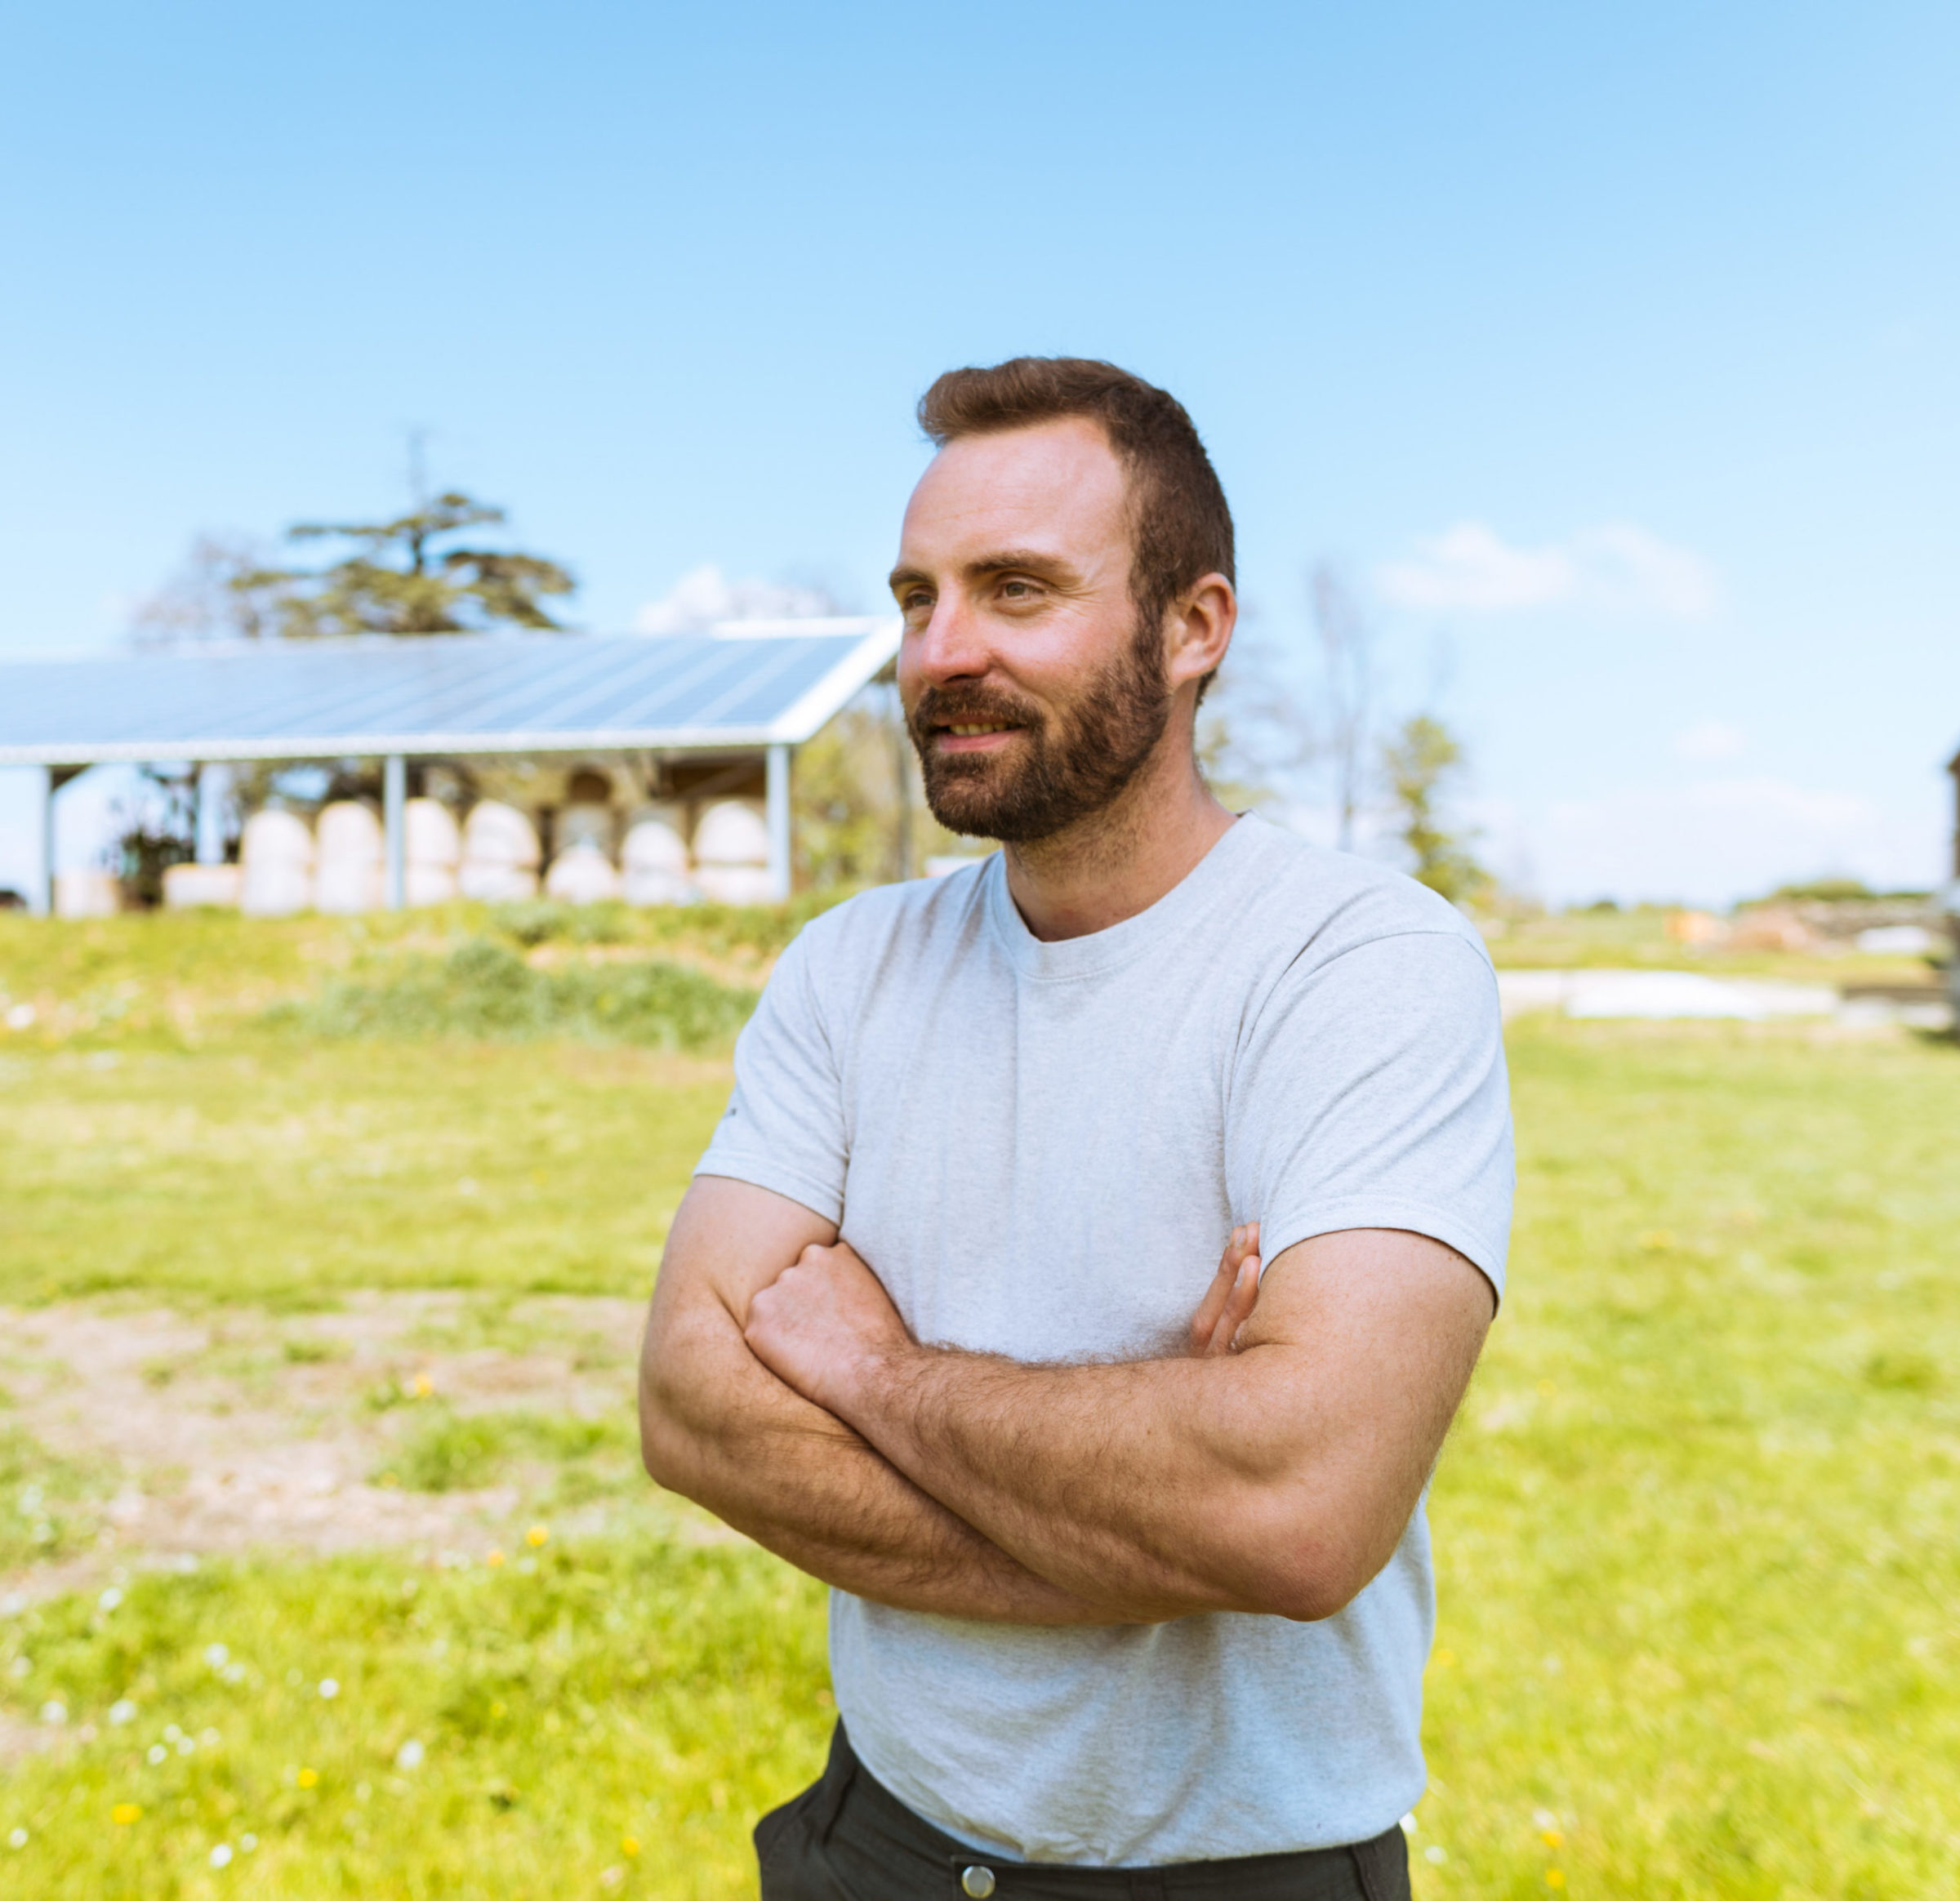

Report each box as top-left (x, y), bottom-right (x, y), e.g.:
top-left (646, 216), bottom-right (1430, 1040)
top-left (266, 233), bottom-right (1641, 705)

top-left (916, 357), bottom-right (1235, 647)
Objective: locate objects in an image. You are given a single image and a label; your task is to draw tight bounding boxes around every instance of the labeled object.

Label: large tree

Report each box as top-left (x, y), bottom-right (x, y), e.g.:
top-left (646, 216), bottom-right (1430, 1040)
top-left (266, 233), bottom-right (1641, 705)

top-left (246, 491), bottom-right (576, 636)
top-left (133, 492), bottom-right (576, 641)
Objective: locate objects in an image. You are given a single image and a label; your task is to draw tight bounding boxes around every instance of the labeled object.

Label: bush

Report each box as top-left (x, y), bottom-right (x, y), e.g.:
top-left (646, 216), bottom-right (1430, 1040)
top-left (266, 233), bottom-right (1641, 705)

top-left (491, 900), bottom-right (635, 948)
top-left (487, 890), bottom-right (849, 960)
top-left (274, 937), bottom-right (756, 1051)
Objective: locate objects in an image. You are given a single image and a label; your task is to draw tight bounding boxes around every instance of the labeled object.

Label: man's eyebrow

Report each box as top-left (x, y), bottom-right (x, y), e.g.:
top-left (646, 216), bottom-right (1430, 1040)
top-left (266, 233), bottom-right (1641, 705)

top-left (964, 549), bottom-right (1074, 580)
top-left (889, 551), bottom-right (1078, 595)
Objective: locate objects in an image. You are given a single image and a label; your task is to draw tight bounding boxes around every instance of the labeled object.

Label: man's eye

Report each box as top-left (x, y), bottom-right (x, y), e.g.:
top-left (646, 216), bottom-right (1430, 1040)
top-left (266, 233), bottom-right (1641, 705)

top-left (1000, 580), bottom-right (1037, 600)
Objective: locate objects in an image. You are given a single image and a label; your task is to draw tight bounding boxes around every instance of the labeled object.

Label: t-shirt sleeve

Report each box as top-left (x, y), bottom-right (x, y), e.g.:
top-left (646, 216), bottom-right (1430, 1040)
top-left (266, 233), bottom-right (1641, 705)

top-left (693, 926), bottom-right (849, 1227)
top-left (1226, 928), bottom-right (1515, 1301)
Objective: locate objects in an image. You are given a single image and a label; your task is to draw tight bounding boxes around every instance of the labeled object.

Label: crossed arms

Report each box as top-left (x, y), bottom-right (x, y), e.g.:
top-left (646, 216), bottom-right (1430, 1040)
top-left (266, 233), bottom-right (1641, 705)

top-left (637, 1174), bottom-right (1495, 1627)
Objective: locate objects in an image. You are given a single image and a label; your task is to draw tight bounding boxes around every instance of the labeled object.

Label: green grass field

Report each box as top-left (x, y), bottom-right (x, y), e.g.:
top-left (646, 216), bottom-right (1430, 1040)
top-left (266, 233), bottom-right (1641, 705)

top-left (1, 910), bottom-right (1955, 1897)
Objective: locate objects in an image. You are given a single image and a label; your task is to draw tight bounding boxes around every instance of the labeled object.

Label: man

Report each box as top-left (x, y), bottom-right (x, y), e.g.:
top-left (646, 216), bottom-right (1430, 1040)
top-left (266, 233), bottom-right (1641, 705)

top-left (639, 358), bottom-right (1513, 1899)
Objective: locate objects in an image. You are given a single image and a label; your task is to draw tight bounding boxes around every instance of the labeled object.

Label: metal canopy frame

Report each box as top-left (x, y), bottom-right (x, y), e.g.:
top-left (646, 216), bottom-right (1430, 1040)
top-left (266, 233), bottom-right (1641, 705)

top-left (3, 620), bottom-right (900, 915)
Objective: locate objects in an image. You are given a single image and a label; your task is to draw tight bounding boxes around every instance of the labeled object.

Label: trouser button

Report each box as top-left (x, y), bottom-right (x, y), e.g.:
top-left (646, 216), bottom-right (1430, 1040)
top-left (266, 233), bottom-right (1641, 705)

top-left (960, 1868), bottom-right (996, 1898)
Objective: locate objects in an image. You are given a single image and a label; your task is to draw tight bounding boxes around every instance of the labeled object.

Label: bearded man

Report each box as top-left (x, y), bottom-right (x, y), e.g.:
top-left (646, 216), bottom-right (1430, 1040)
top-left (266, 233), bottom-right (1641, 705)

top-left (639, 358), bottom-right (1513, 1900)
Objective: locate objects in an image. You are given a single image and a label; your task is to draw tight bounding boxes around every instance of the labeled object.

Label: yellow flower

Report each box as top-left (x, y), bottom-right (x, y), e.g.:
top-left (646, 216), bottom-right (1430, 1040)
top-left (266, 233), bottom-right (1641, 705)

top-left (621, 1835), bottom-right (640, 1856)
top-left (490, 1701), bottom-right (506, 1719)
top-left (112, 1803), bottom-right (141, 1826)
top-left (1547, 1872), bottom-right (1566, 1890)
top-left (525, 1526), bottom-right (549, 1548)
top-left (486, 1549), bottom-right (506, 1569)
top-left (412, 1373), bottom-right (434, 1398)
top-left (1542, 1829), bottom-right (1565, 1849)
top-left (297, 1767), bottom-right (318, 1789)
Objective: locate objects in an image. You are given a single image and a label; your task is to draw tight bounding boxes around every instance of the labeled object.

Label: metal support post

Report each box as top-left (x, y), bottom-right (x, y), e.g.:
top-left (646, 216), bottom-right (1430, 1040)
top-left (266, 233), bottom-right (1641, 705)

top-left (27, 766), bottom-right (87, 915)
top-left (32, 766), bottom-right (56, 916)
top-left (195, 763), bottom-right (230, 866)
top-left (765, 743), bottom-right (792, 904)
top-left (384, 755), bottom-right (407, 911)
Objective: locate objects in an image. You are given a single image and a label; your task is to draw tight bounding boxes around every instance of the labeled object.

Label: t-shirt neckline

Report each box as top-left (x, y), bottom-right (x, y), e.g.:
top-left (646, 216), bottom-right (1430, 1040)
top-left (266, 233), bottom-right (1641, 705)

top-left (982, 812), bottom-right (1267, 982)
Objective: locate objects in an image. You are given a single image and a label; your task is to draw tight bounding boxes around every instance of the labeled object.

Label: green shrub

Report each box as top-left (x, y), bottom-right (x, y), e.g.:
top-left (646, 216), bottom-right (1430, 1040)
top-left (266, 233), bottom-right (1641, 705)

top-left (487, 890), bottom-right (848, 959)
top-left (491, 900), bottom-right (636, 948)
top-left (274, 937), bottom-right (755, 1050)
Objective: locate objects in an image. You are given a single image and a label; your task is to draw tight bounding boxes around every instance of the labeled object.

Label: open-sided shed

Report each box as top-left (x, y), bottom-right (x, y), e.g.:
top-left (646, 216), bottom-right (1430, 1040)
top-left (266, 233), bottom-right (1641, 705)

top-left (0, 618), bottom-right (900, 912)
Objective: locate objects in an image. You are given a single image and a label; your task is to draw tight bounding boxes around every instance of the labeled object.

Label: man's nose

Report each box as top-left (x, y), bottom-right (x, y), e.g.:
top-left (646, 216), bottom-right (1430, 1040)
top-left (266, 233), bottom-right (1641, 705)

top-left (905, 594), bottom-right (993, 688)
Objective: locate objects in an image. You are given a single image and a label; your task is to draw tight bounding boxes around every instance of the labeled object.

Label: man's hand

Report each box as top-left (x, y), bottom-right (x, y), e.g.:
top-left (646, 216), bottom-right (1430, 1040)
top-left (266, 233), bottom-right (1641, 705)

top-left (746, 1222), bottom-right (1267, 1411)
top-left (1187, 1222), bottom-right (1261, 1357)
top-left (638, 1175), bottom-right (1118, 1625)
top-left (744, 1239), bottom-right (911, 1417)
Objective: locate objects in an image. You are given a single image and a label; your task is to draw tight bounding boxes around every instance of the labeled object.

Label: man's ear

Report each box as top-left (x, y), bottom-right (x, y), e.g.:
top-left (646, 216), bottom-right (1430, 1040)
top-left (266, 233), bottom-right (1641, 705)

top-left (1166, 573), bottom-right (1236, 692)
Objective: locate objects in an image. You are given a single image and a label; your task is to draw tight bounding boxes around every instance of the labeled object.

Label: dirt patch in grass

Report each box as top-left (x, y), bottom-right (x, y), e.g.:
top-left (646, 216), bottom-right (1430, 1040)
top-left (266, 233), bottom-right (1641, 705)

top-left (0, 1293), bottom-right (715, 1607)
top-left (0, 1706), bottom-right (58, 1770)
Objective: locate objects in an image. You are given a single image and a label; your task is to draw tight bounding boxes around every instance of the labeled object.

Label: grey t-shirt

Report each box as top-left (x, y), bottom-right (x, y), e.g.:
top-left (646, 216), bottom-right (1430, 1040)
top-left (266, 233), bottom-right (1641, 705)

top-left (695, 814), bottom-right (1514, 1866)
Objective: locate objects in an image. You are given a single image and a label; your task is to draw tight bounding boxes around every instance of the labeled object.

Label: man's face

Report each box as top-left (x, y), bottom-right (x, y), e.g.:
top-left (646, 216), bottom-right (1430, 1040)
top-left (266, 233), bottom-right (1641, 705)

top-left (890, 417), bottom-right (1173, 844)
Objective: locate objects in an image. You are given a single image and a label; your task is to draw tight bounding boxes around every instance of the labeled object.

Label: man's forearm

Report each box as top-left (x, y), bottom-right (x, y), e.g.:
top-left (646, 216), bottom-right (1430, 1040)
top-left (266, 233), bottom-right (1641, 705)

top-left (748, 1229), bottom-right (1492, 1624)
top-left (639, 1295), bottom-right (1126, 1624)
top-left (835, 1343), bottom-right (1323, 1620)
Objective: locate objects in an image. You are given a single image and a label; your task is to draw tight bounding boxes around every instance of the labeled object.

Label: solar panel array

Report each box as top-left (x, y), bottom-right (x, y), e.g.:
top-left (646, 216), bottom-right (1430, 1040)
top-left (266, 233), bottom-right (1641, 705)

top-left (0, 625), bottom-right (898, 765)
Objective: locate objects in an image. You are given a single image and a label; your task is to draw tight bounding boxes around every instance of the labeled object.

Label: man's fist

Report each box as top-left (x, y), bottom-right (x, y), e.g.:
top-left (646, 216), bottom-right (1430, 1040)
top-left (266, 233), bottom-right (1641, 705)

top-left (744, 1239), bottom-right (912, 1418)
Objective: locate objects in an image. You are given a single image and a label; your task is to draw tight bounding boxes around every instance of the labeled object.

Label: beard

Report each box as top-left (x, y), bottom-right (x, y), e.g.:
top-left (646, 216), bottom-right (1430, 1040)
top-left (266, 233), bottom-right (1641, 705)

top-left (906, 619), bottom-right (1173, 844)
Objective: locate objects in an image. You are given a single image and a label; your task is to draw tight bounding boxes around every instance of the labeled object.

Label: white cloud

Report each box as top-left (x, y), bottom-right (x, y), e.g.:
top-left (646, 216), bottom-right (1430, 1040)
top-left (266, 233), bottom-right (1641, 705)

top-left (1673, 719), bottom-right (1748, 763)
top-left (633, 563), bottom-right (837, 634)
top-left (1377, 523), bottom-right (1571, 612)
top-left (1376, 521), bottom-right (1717, 620)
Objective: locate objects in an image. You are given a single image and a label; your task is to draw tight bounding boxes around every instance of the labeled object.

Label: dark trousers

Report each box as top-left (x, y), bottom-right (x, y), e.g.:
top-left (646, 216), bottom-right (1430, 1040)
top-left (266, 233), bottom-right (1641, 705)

top-left (756, 1725), bottom-right (1412, 1901)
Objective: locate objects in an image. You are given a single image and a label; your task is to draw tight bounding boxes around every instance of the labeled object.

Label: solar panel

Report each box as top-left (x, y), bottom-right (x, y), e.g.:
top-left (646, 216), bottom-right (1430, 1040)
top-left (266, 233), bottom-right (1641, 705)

top-left (0, 622), bottom-right (900, 765)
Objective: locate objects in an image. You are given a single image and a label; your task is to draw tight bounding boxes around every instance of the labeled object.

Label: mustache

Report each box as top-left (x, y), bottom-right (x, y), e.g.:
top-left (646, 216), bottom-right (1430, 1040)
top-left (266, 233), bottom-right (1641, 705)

top-left (908, 684), bottom-right (1045, 737)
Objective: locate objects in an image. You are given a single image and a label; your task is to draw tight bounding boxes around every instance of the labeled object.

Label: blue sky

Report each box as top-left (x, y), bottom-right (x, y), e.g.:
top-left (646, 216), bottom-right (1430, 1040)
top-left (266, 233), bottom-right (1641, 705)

top-left (3, 1), bottom-right (1956, 904)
